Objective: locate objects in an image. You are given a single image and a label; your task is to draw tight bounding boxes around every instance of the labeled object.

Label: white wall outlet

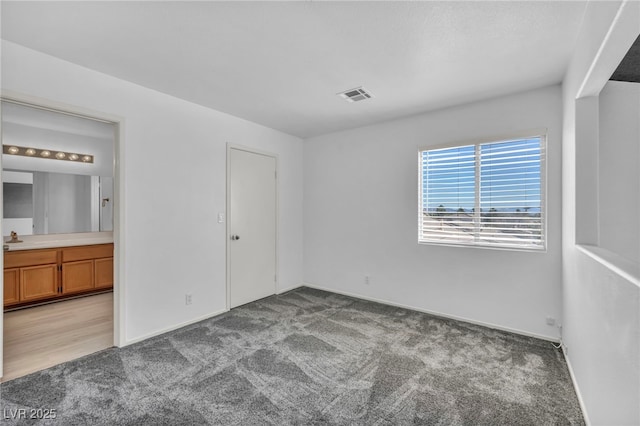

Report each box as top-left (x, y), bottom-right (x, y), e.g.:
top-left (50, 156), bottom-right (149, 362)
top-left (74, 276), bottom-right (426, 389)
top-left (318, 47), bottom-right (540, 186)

top-left (546, 316), bottom-right (556, 326)
top-left (364, 275), bottom-right (370, 285)
top-left (185, 294), bottom-right (193, 305)
top-left (217, 212), bottom-right (225, 223)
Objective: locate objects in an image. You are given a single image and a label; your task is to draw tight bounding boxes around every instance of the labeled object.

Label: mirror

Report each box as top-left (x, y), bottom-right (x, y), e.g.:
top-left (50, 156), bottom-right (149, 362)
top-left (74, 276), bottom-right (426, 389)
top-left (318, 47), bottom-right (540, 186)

top-left (3, 170), bottom-right (113, 235)
top-left (1, 100), bottom-right (115, 236)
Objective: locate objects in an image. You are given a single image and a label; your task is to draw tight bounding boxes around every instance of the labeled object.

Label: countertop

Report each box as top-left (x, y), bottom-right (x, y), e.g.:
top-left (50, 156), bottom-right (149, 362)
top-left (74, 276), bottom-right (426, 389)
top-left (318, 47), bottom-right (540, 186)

top-left (3, 232), bottom-right (114, 251)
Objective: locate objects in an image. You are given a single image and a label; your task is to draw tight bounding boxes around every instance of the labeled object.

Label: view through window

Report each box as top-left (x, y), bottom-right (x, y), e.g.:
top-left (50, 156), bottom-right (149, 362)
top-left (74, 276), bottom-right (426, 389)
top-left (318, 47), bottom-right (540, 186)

top-left (419, 136), bottom-right (545, 250)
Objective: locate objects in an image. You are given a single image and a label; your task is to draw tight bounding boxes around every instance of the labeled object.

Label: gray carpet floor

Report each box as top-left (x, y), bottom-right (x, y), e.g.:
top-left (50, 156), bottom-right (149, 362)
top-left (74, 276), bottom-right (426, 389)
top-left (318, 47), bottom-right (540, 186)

top-left (0, 287), bottom-right (584, 425)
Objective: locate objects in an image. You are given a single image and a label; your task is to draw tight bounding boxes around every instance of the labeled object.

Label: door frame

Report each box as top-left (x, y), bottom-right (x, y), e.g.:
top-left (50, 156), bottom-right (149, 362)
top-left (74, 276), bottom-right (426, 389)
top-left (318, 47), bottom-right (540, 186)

top-left (0, 92), bottom-right (125, 379)
top-left (225, 143), bottom-right (279, 311)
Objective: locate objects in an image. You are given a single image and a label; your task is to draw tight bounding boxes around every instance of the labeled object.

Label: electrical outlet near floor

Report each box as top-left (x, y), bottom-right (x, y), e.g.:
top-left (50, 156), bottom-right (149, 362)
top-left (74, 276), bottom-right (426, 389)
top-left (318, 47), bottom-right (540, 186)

top-left (364, 275), bottom-right (370, 285)
top-left (546, 316), bottom-right (556, 326)
top-left (185, 294), bottom-right (193, 305)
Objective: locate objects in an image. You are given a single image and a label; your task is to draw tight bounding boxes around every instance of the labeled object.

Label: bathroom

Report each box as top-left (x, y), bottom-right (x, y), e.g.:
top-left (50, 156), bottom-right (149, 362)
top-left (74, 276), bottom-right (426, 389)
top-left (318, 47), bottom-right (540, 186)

top-left (1, 100), bottom-right (116, 381)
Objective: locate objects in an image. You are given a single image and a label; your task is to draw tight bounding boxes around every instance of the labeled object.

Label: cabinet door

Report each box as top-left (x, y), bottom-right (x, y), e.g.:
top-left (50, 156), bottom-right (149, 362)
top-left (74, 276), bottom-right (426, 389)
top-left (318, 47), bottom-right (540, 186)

top-left (94, 257), bottom-right (114, 289)
top-left (62, 260), bottom-right (94, 294)
top-left (21, 264), bottom-right (59, 302)
top-left (4, 268), bottom-right (20, 306)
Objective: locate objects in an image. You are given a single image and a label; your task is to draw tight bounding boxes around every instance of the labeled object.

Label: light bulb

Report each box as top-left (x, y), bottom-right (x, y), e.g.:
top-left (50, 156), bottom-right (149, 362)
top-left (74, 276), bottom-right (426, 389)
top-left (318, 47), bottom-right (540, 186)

top-left (69, 154), bottom-right (79, 161)
top-left (25, 148), bottom-right (36, 156)
top-left (40, 150), bottom-right (51, 157)
top-left (55, 152), bottom-right (66, 160)
top-left (82, 155), bottom-right (92, 163)
top-left (7, 146), bottom-right (19, 155)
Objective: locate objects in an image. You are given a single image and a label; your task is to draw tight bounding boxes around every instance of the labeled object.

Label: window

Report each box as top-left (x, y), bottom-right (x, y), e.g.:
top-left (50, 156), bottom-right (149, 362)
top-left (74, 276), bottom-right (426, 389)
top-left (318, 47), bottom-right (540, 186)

top-left (419, 135), bottom-right (545, 250)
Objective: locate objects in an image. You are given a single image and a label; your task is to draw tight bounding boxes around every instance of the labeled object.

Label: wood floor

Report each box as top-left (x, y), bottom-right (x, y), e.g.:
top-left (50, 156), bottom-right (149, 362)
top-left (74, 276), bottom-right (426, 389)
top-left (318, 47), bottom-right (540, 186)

top-left (1, 292), bottom-right (113, 382)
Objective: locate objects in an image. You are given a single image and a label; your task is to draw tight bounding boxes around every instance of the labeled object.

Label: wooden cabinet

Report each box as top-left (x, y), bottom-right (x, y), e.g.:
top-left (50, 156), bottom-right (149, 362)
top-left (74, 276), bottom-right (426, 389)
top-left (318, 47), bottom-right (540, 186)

top-left (5, 249), bottom-right (58, 269)
top-left (61, 244), bottom-right (113, 294)
top-left (21, 264), bottom-right (59, 301)
top-left (94, 257), bottom-right (114, 289)
top-left (62, 260), bottom-right (95, 294)
top-left (3, 243), bottom-right (113, 309)
top-left (4, 269), bottom-right (20, 306)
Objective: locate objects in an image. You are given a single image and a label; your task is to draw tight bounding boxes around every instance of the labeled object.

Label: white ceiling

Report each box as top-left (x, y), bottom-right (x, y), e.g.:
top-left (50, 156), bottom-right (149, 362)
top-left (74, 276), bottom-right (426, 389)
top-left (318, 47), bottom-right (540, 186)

top-left (1, 1), bottom-right (588, 138)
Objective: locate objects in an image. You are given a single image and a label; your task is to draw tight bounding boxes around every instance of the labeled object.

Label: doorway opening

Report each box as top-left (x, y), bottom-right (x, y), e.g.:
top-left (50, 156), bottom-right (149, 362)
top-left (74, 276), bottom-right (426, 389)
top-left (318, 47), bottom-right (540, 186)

top-left (1, 98), bottom-right (120, 382)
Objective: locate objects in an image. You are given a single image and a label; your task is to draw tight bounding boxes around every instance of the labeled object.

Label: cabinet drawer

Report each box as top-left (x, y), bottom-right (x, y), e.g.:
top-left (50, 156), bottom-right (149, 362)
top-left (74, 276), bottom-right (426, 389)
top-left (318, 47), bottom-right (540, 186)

top-left (62, 244), bottom-right (113, 263)
top-left (5, 249), bottom-right (58, 269)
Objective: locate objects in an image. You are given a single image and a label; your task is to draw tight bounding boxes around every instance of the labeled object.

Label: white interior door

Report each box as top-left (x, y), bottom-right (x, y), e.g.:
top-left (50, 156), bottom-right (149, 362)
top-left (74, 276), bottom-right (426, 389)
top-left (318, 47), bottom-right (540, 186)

top-left (228, 147), bottom-right (277, 308)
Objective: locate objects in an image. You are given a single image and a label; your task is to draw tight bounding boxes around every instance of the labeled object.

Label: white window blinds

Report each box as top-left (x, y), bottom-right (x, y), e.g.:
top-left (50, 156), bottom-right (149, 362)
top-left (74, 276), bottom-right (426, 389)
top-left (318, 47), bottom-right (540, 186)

top-left (419, 136), bottom-right (545, 250)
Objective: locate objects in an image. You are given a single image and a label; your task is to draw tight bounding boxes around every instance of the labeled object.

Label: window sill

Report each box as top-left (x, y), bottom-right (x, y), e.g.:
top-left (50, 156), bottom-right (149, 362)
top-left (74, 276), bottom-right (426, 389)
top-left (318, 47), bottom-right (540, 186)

top-left (418, 240), bottom-right (546, 253)
top-left (576, 244), bottom-right (640, 287)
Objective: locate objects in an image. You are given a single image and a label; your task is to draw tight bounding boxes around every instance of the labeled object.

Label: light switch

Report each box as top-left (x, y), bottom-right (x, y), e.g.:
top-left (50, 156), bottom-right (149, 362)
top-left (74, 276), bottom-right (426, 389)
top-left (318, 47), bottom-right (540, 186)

top-left (217, 212), bottom-right (225, 223)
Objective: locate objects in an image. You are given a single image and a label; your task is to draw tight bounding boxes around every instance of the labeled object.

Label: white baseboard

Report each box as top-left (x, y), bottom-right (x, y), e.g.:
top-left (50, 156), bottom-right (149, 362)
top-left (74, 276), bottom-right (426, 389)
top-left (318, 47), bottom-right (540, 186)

top-left (277, 283), bottom-right (304, 294)
top-left (562, 346), bottom-right (591, 425)
top-left (122, 308), bottom-right (228, 346)
top-left (302, 282), bottom-right (560, 343)
top-left (123, 284), bottom-right (306, 347)
top-left (121, 282), bottom-right (559, 347)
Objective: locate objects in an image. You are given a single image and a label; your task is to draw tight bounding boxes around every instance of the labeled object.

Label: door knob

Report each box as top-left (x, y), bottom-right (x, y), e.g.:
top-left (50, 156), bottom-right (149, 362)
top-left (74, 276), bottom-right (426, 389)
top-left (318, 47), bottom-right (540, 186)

top-left (230, 235), bottom-right (240, 241)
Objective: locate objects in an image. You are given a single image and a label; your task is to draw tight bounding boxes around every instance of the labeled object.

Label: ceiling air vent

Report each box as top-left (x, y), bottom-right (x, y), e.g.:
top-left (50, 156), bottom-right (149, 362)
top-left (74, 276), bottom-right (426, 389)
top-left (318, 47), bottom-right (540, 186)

top-left (337, 87), bottom-right (373, 103)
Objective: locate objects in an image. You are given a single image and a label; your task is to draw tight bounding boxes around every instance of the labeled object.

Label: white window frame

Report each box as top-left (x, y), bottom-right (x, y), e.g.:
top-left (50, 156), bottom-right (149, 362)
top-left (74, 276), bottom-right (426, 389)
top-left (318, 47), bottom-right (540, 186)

top-left (418, 130), bottom-right (547, 252)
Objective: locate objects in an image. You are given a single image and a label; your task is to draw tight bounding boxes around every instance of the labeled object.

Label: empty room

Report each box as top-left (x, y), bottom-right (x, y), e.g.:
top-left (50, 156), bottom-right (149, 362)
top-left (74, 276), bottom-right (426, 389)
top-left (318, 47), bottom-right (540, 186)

top-left (0, 1), bottom-right (638, 425)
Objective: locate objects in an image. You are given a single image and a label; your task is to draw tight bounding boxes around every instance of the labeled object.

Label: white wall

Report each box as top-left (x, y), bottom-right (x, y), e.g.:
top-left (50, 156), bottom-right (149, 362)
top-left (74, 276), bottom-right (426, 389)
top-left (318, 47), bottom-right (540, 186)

top-left (304, 85), bottom-right (563, 340)
top-left (562, 1), bottom-right (640, 424)
top-left (598, 80), bottom-right (640, 263)
top-left (1, 41), bottom-right (304, 350)
top-left (100, 176), bottom-right (114, 232)
top-left (44, 172), bottom-right (92, 234)
top-left (3, 170), bottom-right (33, 184)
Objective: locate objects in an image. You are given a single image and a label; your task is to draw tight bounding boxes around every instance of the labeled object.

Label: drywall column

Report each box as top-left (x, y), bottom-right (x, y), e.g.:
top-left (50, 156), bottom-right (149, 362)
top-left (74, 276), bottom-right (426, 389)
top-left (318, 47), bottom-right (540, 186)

top-left (561, 1), bottom-right (640, 424)
top-left (574, 96), bottom-right (599, 246)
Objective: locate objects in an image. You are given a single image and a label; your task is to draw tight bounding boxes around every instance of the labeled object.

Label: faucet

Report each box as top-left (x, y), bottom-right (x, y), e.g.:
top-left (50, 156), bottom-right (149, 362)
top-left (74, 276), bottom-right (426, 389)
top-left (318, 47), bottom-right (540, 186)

top-left (7, 231), bottom-right (23, 243)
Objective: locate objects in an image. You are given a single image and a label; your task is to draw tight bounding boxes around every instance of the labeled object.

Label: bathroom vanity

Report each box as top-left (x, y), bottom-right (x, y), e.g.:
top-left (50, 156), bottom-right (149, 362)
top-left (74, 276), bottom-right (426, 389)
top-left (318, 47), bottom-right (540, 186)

top-left (2, 100), bottom-right (116, 311)
top-left (3, 233), bottom-right (113, 310)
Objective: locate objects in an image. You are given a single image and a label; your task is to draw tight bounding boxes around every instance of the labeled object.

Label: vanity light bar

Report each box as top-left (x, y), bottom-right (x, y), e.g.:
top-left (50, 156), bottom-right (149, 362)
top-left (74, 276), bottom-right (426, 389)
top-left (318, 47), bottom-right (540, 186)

top-left (3, 145), bottom-right (94, 164)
